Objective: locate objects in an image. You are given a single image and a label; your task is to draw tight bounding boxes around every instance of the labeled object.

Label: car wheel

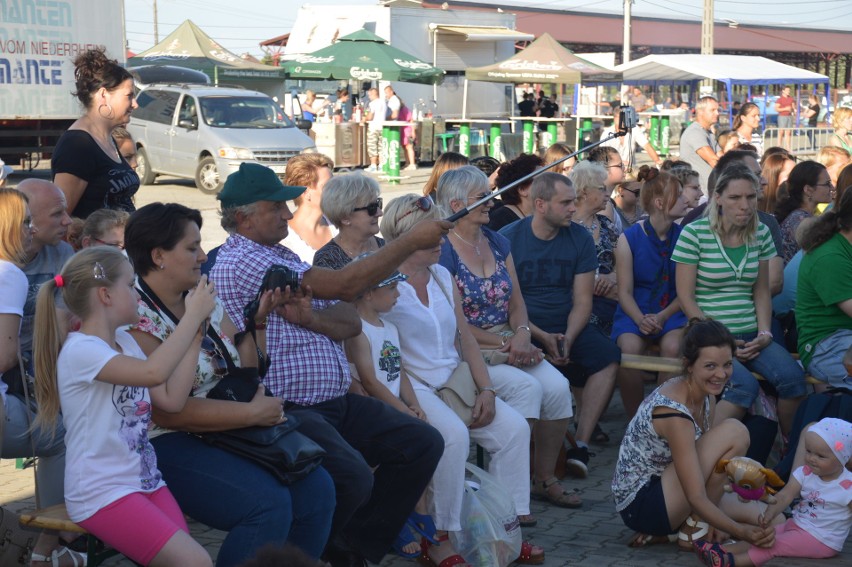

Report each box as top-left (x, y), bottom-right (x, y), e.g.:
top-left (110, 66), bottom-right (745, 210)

top-left (195, 156), bottom-right (222, 194)
top-left (136, 147), bottom-right (156, 185)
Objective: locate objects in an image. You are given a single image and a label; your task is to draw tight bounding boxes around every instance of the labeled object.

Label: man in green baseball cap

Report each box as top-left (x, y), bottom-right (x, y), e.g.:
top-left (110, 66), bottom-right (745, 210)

top-left (217, 161), bottom-right (306, 208)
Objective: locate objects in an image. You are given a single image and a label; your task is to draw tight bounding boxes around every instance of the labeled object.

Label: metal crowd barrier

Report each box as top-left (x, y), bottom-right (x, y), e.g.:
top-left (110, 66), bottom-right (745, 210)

top-left (761, 127), bottom-right (836, 156)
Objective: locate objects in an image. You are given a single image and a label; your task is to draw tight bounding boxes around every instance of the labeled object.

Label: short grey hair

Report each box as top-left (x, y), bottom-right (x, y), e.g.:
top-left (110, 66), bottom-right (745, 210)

top-left (220, 202), bottom-right (259, 234)
top-left (321, 173), bottom-right (381, 228)
top-left (436, 165), bottom-right (489, 217)
top-left (531, 171), bottom-right (572, 203)
top-left (380, 194), bottom-right (439, 242)
top-left (568, 161), bottom-right (607, 201)
top-left (696, 96), bottom-right (718, 111)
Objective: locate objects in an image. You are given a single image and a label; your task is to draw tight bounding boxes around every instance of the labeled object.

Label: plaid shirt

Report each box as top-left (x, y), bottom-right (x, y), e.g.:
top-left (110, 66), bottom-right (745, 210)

top-left (210, 233), bottom-right (350, 405)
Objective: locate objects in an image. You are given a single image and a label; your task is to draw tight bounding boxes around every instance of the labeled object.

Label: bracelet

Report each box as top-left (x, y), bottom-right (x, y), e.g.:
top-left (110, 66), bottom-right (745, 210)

top-left (757, 330), bottom-right (773, 339)
top-left (514, 325), bottom-right (531, 335)
top-left (478, 386), bottom-right (496, 395)
top-left (249, 317), bottom-right (268, 330)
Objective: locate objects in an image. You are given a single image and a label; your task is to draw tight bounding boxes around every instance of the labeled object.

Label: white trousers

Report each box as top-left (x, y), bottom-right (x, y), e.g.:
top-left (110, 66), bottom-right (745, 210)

top-left (487, 360), bottom-right (573, 421)
top-left (412, 384), bottom-right (530, 532)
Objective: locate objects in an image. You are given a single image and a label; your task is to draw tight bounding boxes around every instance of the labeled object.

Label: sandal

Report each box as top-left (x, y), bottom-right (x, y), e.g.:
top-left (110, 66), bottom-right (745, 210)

top-left (517, 514), bottom-right (537, 528)
top-left (626, 531), bottom-right (677, 547)
top-left (531, 478), bottom-right (582, 508)
top-left (392, 523), bottom-right (421, 558)
top-left (693, 539), bottom-right (735, 567)
top-left (514, 540), bottom-right (545, 565)
top-left (31, 546), bottom-right (87, 567)
top-left (677, 515), bottom-right (710, 550)
top-left (416, 534), bottom-right (471, 567)
top-left (407, 511), bottom-right (439, 544)
top-left (592, 422), bottom-right (610, 444)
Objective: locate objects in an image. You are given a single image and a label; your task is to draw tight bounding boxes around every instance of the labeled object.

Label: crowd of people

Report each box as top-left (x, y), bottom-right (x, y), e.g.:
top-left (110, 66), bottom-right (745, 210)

top-left (1, 47), bottom-right (851, 567)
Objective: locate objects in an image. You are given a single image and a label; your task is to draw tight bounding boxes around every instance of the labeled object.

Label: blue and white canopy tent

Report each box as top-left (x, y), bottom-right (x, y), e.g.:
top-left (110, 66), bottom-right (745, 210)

top-left (614, 54), bottom-right (831, 126)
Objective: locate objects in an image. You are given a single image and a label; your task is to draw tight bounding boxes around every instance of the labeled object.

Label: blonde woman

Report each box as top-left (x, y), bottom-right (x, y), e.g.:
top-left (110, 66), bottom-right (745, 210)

top-left (828, 106), bottom-right (852, 153)
top-left (0, 189), bottom-right (81, 566)
top-left (282, 153), bottom-right (337, 263)
top-left (673, 163), bottom-right (806, 437)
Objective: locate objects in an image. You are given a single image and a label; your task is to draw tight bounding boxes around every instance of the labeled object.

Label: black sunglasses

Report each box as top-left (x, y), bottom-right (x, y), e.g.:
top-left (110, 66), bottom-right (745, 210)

top-left (396, 196), bottom-right (433, 222)
top-left (621, 186), bottom-right (640, 197)
top-left (353, 198), bottom-right (383, 216)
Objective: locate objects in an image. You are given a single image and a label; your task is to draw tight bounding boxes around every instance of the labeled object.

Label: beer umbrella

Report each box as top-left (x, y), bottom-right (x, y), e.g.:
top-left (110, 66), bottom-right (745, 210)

top-left (280, 29), bottom-right (444, 85)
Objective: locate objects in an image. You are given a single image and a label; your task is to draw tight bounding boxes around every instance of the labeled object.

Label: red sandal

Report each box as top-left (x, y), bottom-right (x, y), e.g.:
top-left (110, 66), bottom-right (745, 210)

top-left (514, 540), bottom-right (545, 565)
top-left (416, 534), bottom-right (472, 567)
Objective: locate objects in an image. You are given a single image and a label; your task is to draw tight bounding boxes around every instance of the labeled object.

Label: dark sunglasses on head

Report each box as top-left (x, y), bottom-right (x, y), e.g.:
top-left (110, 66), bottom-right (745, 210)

top-left (353, 198), bottom-right (383, 216)
top-left (621, 186), bottom-right (640, 197)
top-left (396, 196), bottom-right (433, 222)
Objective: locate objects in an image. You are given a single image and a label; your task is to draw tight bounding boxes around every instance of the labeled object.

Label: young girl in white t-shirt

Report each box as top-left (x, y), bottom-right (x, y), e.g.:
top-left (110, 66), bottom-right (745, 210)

top-left (33, 247), bottom-right (216, 567)
top-left (345, 269), bottom-right (433, 558)
top-left (695, 417), bottom-right (852, 566)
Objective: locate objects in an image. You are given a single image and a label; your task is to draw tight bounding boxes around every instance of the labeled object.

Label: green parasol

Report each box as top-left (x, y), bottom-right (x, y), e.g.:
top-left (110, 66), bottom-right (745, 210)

top-left (280, 29), bottom-right (444, 85)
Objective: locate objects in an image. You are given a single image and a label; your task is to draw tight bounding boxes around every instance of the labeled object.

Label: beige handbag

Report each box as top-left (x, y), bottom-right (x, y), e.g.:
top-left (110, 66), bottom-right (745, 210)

top-left (481, 323), bottom-right (512, 366)
top-left (406, 268), bottom-right (481, 425)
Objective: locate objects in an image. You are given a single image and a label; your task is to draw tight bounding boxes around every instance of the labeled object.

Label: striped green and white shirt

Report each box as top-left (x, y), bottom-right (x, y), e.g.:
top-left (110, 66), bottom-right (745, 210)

top-left (672, 218), bottom-right (776, 334)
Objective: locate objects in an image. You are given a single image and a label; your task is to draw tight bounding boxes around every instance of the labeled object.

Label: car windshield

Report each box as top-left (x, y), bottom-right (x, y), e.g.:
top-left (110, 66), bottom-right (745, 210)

top-left (199, 96), bottom-right (295, 129)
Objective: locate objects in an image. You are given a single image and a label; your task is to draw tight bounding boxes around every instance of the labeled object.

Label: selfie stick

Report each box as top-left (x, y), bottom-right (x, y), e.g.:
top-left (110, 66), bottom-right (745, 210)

top-left (445, 106), bottom-right (638, 223)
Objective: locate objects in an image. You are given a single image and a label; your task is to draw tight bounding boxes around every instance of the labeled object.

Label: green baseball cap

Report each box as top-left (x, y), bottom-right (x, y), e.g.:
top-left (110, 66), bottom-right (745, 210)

top-left (217, 162), bottom-right (305, 208)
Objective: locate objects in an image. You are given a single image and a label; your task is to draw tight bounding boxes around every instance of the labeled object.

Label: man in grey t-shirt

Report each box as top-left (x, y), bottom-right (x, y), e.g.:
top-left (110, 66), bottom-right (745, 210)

top-left (679, 96), bottom-right (721, 195)
top-left (18, 179), bottom-right (74, 364)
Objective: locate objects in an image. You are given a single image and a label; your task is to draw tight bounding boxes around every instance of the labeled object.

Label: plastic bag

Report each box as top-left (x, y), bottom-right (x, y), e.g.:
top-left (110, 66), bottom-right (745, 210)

top-left (450, 463), bottom-right (522, 567)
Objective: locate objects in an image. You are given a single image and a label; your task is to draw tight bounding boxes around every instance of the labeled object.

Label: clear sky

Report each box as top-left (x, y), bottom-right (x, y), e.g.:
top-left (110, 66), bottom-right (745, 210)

top-left (125, 0), bottom-right (852, 58)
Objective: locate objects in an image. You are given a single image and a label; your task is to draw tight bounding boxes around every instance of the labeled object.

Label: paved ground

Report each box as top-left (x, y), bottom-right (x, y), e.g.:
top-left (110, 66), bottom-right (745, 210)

top-left (3, 159), bottom-right (851, 565)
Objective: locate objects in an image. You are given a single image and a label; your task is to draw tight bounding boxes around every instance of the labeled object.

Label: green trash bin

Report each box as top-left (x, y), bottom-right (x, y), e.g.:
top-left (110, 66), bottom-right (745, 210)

top-left (660, 115), bottom-right (671, 156)
top-left (649, 115), bottom-right (661, 152)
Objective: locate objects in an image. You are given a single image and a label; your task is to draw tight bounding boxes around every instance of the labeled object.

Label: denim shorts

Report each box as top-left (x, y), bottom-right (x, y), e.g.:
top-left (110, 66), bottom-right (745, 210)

top-left (723, 332), bottom-right (807, 408)
top-left (619, 476), bottom-right (674, 536)
top-left (807, 328), bottom-right (852, 389)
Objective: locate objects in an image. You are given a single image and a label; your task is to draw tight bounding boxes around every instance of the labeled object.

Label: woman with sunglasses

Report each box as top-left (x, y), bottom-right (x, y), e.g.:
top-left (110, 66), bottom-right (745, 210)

top-left (314, 174), bottom-right (385, 270)
top-left (775, 161), bottom-right (833, 265)
top-left (380, 194), bottom-right (545, 567)
top-left (569, 161), bottom-right (620, 335)
top-left (612, 174), bottom-right (644, 229)
top-left (125, 203), bottom-right (336, 566)
top-left (437, 166), bottom-right (579, 511)
top-left (613, 169), bottom-right (689, 419)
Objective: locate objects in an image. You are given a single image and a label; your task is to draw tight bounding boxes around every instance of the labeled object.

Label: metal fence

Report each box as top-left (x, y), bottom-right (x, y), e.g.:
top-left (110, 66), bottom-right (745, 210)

top-left (761, 127), bottom-right (837, 156)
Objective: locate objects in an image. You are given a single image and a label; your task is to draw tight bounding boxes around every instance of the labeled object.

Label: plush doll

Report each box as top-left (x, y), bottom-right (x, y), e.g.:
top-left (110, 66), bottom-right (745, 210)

top-left (715, 456), bottom-right (786, 504)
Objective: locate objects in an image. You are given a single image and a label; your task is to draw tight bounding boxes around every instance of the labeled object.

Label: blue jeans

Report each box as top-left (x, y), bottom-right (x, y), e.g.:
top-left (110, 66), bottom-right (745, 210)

top-left (723, 332), bottom-right (807, 408)
top-left (150, 431), bottom-right (335, 567)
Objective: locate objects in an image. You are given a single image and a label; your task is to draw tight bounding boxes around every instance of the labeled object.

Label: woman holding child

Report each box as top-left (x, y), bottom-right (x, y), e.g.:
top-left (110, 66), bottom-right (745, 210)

top-left (124, 203), bottom-right (336, 566)
top-left (381, 194), bottom-right (545, 566)
top-left (613, 319), bottom-right (779, 548)
top-left (436, 166), bottom-right (579, 510)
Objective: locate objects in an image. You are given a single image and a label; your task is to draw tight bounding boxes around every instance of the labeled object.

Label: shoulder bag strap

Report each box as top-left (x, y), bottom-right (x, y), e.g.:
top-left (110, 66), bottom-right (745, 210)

top-left (136, 278), bottom-right (242, 372)
top-left (427, 266), bottom-right (463, 362)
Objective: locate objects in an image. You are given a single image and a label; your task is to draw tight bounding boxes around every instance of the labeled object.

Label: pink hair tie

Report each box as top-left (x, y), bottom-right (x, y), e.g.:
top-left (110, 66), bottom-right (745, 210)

top-left (54, 275), bottom-right (64, 288)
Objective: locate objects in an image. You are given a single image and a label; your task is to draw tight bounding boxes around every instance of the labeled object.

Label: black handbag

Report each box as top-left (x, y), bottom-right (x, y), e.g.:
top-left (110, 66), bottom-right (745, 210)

top-left (136, 278), bottom-right (325, 485)
top-left (201, 415), bottom-right (325, 485)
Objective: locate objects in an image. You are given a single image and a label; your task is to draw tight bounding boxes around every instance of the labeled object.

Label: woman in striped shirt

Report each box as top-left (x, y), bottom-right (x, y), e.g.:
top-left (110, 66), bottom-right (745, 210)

top-left (672, 163), bottom-right (806, 438)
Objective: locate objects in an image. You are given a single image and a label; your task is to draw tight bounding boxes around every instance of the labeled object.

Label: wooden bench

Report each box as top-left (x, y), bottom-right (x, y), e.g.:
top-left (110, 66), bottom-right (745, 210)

top-left (19, 504), bottom-right (137, 566)
top-left (620, 353), bottom-right (823, 386)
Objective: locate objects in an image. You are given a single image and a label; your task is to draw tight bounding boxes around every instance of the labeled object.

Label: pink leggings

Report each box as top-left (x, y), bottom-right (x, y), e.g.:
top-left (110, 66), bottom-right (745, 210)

top-left (747, 518), bottom-right (837, 566)
top-left (77, 487), bottom-right (189, 566)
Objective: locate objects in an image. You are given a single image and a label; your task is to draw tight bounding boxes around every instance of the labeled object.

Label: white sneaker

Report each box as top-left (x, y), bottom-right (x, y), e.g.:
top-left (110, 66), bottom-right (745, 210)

top-left (365, 165), bottom-right (378, 172)
top-left (404, 164), bottom-right (418, 171)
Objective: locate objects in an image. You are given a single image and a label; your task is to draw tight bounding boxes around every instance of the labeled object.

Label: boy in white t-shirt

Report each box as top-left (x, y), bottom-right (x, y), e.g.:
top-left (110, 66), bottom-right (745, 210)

top-left (345, 267), bottom-right (433, 558)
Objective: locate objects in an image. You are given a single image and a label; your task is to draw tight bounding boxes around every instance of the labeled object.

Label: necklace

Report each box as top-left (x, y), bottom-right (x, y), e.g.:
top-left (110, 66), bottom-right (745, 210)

top-left (335, 236), bottom-right (371, 259)
top-left (451, 229), bottom-right (483, 256)
top-left (575, 215), bottom-right (599, 233)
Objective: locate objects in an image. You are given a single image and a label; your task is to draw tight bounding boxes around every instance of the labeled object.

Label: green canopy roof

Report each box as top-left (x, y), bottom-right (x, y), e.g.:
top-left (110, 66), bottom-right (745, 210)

top-left (280, 29), bottom-right (444, 85)
top-left (128, 20), bottom-right (285, 81)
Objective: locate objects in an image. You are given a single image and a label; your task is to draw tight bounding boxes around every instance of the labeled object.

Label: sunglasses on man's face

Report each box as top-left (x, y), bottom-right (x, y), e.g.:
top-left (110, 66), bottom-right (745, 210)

top-left (395, 196), bottom-right (433, 222)
top-left (353, 198), bottom-right (383, 216)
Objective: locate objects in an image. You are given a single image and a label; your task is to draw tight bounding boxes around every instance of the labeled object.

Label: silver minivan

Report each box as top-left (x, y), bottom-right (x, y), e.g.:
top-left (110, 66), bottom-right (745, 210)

top-left (128, 84), bottom-right (315, 194)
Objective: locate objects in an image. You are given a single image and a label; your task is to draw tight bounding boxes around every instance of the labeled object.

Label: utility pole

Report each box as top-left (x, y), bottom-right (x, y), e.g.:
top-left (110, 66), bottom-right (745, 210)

top-left (623, 0), bottom-right (632, 64)
top-left (153, 0), bottom-right (159, 44)
top-left (701, 0), bottom-right (713, 55)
